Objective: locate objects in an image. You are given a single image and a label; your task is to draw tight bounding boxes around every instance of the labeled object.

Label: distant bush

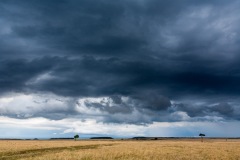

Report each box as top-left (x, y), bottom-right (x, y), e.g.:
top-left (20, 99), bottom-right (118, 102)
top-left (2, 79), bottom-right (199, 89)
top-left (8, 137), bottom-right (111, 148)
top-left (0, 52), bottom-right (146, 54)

top-left (132, 137), bottom-right (147, 140)
top-left (90, 137), bottom-right (113, 139)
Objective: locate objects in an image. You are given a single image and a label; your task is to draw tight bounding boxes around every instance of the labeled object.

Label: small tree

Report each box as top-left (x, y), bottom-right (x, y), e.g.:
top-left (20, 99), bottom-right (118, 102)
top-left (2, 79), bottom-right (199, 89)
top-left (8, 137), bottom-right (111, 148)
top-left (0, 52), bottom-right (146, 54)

top-left (199, 133), bottom-right (205, 142)
top-left (74, 134), bottom-right (79, 141)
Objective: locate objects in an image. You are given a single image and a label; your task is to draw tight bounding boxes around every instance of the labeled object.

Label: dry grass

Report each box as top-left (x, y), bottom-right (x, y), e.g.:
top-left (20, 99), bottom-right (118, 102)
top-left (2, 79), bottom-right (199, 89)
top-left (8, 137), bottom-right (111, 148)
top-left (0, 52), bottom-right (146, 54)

top-left (0, 139), bottom-right (240, 160)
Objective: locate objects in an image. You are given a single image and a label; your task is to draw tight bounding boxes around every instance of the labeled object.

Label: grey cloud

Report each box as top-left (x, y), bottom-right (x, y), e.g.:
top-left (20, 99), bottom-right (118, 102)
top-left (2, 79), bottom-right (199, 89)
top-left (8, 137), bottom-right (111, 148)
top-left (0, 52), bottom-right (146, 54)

top-left (211, 103), bottom-right (234, 116)
top-left (110, 95), bottom-right (122, 104)
top-left (1, 55), bottom-right (240, 122)
top-left (174, 103), bottom-right (206, 117)
top-left (1, 0), bottom-right (240, 123)
top-left (36, 56), bottom-right (240, 98)
top-left (1, 0), bottom-right (237, 60)
top-left (174, 100), bottom-right (240, 121)
top-left (85, 102), bottom-right (132, 115)
top-left (88, 93), bottom-right (171, 113)
top-left (0, 58), bottom-right (54, 94)
top-left (133, 92), bottom-right (171, 111)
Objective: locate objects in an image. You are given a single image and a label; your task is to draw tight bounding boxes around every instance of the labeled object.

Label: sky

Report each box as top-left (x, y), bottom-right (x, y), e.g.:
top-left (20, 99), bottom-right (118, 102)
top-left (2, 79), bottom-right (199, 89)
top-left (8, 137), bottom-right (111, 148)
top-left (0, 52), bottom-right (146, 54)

top-left (0, 0), bottom-right (240, 138)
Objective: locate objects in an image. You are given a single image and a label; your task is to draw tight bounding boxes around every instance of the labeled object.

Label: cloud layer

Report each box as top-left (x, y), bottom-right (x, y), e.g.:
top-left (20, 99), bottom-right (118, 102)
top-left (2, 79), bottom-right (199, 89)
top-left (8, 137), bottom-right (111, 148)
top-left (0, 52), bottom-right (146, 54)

top-left (0, 0), bottom-right (240, 137)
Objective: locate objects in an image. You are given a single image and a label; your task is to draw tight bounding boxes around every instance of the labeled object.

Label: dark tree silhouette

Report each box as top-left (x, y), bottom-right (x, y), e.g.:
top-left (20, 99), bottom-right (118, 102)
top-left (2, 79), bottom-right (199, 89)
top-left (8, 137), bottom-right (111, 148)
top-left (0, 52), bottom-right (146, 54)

top-left (74, 134), bottom-right (79, 141)
top-left (199, 133), bottom-right (205, 142)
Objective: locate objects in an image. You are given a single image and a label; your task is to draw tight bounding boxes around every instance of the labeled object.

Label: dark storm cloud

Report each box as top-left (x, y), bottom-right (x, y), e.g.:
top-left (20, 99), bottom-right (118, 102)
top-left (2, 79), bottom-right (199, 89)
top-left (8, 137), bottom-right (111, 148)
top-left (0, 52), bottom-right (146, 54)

top-left (1, 55), bottom-right (240, 122)
top-left (131, 92), bottom-right (171, 111)
top-left (1, 0), bottom-right (240, 122)
top-left (173, 101), bottom-right (240, 121)
top-left (0, 58), bottom-right (55, 94)
top-left (1, 0), bottom-right (236, 59)
top-left (31, 56), bottom-right (240, 98)
top-left (84, 93), bottom-right (171, 114)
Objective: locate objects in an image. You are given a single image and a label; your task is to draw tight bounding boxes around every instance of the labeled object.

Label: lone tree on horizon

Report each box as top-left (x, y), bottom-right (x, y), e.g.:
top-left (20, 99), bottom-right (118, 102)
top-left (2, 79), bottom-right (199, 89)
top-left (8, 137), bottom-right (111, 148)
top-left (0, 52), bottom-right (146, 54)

top-left (199, 133), bottom-right (205, 142)
top-left (74, 134), bottom-right (79, 141)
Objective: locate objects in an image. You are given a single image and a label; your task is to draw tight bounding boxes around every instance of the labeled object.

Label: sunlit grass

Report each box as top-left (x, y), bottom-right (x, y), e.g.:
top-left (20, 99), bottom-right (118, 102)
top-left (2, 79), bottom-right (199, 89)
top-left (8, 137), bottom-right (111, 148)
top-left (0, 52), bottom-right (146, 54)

top-left (0, 139), bottom-right (239, 160)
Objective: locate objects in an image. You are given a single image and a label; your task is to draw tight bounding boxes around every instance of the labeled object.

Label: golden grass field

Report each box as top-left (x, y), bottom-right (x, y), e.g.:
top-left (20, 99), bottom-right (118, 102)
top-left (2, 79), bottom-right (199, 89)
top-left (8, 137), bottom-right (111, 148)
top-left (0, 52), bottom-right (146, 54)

top-left (0, 139), bottom-right (240, 160)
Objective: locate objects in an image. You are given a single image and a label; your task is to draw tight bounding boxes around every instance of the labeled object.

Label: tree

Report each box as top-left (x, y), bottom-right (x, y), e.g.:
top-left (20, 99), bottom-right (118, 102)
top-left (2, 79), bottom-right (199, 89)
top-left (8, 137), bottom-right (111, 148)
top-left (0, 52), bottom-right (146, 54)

top-left (199, 133), bottom-right (205, 142)
top-left (74, 134), bottom-right (79, 141)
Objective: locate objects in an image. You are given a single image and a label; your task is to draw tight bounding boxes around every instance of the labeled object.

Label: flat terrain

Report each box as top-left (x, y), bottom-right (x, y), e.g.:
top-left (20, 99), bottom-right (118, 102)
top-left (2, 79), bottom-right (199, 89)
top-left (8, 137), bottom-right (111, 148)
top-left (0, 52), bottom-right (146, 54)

top-left (0, 139), bottom-right (240, 160)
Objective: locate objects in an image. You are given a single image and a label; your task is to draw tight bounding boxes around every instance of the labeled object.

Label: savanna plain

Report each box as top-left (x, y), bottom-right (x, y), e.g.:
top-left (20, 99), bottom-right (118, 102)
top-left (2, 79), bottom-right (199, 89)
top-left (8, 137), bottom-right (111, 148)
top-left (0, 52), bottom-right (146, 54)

top-left (0, 139), bottom-right (240, 160)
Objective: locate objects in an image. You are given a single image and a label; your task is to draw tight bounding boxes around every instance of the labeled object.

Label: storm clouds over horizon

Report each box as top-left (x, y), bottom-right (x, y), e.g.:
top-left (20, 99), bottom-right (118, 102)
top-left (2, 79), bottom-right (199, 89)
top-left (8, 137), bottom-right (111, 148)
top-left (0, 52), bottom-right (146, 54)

top-left (1, 0), bottom-right (240, 137)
